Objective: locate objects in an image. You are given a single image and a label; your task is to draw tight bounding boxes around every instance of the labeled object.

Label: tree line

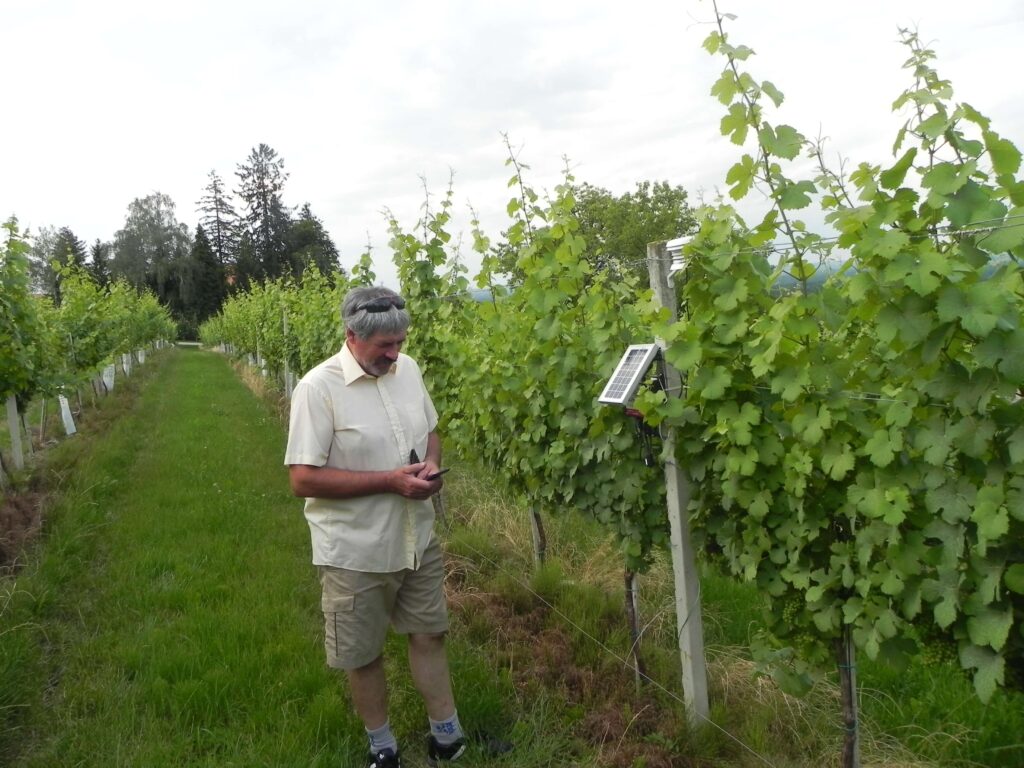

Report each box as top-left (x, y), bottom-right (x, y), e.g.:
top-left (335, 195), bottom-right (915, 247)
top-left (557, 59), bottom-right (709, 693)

top-left (24, 137), bottom-right (693, 339)
top-left (26, 144), bottom-right (342, 339)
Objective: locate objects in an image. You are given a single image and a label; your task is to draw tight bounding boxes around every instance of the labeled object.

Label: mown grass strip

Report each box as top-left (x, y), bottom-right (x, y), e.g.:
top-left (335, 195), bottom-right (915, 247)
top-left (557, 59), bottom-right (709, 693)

top-left (3, 350), bottom-right (508, 767)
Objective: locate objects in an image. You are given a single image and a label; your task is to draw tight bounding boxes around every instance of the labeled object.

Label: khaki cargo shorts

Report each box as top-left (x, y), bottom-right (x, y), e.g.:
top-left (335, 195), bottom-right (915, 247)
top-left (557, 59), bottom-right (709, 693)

top-left (318, 538), bottom-right (449, 670)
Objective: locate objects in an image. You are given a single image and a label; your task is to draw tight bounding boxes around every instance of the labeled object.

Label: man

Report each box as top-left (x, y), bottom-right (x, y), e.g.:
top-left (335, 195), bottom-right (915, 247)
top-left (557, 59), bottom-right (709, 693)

top-left (285, 286), bottom-right (465, 768)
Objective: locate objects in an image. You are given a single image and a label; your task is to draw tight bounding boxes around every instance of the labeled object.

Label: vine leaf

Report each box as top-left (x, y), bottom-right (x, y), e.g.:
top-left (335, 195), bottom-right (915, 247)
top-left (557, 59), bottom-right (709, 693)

top-left (960, 644), bottom-right (1005, 703)
top-left (983, 130), bottom-right (1023, 175)
top-left (879, 148), bottom-right (918, 189)
top-left (967, 607), bottom-right (1014, 651)
top-left (1006, 564), bottom-right (1024, 595)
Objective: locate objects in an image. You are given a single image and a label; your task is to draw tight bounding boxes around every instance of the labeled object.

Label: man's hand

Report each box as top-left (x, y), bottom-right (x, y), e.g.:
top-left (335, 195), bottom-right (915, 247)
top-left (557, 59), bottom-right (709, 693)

top-left (390, 462), bottom-right (441, 500)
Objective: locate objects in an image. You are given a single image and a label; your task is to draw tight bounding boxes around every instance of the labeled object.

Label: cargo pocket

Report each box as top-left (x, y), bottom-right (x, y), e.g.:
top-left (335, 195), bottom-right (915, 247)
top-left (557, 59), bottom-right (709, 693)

top-left (322, 594), bottom-right (355, 667)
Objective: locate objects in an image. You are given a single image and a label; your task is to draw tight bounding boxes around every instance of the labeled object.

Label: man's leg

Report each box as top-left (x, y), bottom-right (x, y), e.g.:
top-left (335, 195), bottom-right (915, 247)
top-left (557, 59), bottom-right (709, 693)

top-left (346, 654), bottom-right (389, 729)
top-left (409, 632), bottom-right (467, 764)
top-left (407, 632), bottom-right (455, 719)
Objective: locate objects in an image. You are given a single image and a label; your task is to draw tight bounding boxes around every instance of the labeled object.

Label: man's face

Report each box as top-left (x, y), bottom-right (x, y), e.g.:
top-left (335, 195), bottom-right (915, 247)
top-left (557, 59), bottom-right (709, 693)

top-left (346, 328), bottom-right (407, 377)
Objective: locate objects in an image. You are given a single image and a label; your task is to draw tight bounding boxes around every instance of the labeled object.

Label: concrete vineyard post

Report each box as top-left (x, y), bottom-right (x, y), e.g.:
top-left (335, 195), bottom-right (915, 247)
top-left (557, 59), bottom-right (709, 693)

top-left (647, 241), bottom-right (710, 726)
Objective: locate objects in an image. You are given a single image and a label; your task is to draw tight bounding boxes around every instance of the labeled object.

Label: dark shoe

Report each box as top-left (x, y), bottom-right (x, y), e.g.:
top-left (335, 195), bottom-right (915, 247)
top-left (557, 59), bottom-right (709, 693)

top-left (427, 736), bottom-right (468, 765)
top-left (367, 749), bottom-right (401, 768)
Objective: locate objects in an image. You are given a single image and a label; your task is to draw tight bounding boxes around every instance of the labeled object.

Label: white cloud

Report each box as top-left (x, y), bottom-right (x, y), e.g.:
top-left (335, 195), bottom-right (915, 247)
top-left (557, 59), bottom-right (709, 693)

top-left (3, 0), bottom-right (1021, 287)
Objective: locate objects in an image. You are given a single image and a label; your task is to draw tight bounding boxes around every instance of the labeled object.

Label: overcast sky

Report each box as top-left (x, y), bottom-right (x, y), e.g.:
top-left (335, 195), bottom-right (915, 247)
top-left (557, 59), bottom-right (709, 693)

top-left (4, 0), bottom-right (1022, 287)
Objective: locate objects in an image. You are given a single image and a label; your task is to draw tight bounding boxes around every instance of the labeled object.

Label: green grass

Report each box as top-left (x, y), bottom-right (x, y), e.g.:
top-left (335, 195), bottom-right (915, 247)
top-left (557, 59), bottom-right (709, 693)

top-left (3, 350), bottom-right (511, 766)
top-left (3, 348), bottom-right (1023, 767)
top-left (440, 457), bottom-right (1024, 768)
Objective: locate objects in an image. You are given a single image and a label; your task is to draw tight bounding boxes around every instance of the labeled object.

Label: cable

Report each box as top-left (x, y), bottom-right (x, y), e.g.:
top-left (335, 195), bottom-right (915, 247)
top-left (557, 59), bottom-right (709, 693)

top-left (443, 528), bottom-right (781, 767)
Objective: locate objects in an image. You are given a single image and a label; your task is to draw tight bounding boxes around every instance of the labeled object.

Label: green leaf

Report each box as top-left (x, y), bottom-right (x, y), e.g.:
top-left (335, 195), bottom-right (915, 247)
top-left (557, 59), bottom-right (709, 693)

top-left (693, 365), bottom-right (732, 400)
top-left (863, 428), bottom-right (897, 467)
top-left (725, 446), bottom-right (758, 476)
top-left (978, 206), bottom-right (1024, 253)
top-left (944, 180), bottom-right (1007, 228)
top-left (884, 399), bottom-right (914, 428)
top-left (905, 247), bottom-right (950, 296)
top-left (967, 607), bottom-right (1014, 650)
top-left (1008, 426), bottom-right (1024, 466)
top-left (665, 336), bottom-right (702, 371)
top-left (721, 103), bottom-right (750, 145)
top-left (921, 162), bottom-right (968, 195)
top-left (820, 441), bottom-right (855, 480)
top-left (874, 229), bottom-right (910, 259)
top-left (879, 148), bottom-right (918, 190)
top-left (729, 44), bottom-right (754, 61)
top-left (792, 404), bottom-right (832, 445)
top-left (959, 644), bottom-right (1005, 703)
top-left (933, 587), bottom-right (959, 629)
top-left (760, 124), bottom-right (803, 160)
top-left (711, 71), bottom-right (738, 105)
top-left (855, 486), bottom-right (888, 519)
top-left (984, 130), bottom-right (1022, 175)
top-left (918, 111), bottom-right (949, 139)
top-left (777, 180), bottom-right (816, 210)
top-left (769, 365), bottom-right (809, 401)
top-left (972, 486), bottom-right (1008, 547)
top-left (761, 80), bottom-right (784, 107)
top-left (935, 282), bottom-right (1007, 337)
top-left (726, 155), bottom-right (757, 200)
top-left (712, 274), bottom-right (748, 311)
top-left (1005, 564), bottom-right (1024, 594)
top-left (925, 480), bottom-right (971, 523)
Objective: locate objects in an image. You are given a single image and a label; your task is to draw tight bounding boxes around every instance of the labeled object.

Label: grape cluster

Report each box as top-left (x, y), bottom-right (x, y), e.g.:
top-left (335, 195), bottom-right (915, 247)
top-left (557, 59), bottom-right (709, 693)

top-left (781, 597), bottom-right (803, 627)
top-left (919, 639), bottom-right (958, 667)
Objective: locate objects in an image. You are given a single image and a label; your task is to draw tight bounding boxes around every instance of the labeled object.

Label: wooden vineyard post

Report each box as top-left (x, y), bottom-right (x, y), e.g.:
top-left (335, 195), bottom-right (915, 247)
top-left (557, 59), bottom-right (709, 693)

top-left (624, 569), bottom-right (646, 692)
top-left (283, 310), bottom-right (295, 399)
top-left (647, 241), bottom-right (710, 726)
top-left (837, 626), bottom-right (861, 768)
top-left (39, 398), bottom-right (47, 446)
top-left (21, 413), bottom-right (34, 457)
top-left (6, 395), bottom-right (25, 471)
top-left (530, 505), bottom-right (547, 567)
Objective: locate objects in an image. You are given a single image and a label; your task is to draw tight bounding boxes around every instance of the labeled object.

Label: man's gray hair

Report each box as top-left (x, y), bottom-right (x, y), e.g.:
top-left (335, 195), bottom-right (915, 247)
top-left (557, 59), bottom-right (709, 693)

top-left (342, 286), bottom-right (411, 339)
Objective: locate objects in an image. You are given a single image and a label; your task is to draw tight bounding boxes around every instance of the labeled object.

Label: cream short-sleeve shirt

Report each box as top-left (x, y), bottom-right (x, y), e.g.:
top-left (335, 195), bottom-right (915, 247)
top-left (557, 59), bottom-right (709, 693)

top-left (284, 343), bottom-right (439, 572)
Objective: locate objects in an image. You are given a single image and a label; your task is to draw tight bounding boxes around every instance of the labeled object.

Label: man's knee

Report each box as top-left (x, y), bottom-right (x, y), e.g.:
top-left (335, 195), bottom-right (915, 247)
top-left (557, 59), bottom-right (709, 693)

top-left (347, 653), bottom-right (384, 676)
top-left (408, 631), bottom-right (447, 651)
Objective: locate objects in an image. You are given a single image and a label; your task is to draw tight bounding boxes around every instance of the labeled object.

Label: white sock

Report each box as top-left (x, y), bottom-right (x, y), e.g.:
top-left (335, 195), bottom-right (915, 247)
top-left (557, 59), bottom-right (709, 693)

top-left (366, 721), bottom-right (398, 755)
top-left (429, 710), bottom-right (464, 746)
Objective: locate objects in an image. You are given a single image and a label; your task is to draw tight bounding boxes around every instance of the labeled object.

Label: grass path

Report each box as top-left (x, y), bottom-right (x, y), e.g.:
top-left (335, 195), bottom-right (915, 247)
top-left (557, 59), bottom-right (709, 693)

top-left (9, 349), bottom-right (453, 767)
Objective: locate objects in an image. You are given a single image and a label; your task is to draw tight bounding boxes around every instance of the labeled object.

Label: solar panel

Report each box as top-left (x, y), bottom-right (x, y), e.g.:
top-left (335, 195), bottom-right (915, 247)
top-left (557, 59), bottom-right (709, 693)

top-left (598, 343), bottom-right (660, 405)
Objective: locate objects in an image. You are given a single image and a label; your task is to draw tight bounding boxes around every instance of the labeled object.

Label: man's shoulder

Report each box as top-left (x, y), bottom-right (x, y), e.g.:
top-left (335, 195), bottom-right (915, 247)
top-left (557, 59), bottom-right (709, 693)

top-left (396, 352), bottom-right (421, 373)
top-left (298, 351), bottom-right (345, 389)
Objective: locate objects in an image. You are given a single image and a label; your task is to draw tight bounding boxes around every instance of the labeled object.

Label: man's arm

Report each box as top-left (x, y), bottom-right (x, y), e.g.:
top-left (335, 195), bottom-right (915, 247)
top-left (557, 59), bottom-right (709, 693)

top-left (290, 431), bottom-right (444, 500)
top-left (289, 463), bottom-right (437, 500)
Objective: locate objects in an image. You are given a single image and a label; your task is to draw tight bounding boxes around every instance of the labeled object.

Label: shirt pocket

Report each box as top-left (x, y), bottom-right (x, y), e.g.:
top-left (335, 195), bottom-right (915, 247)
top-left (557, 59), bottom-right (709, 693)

top-left (331, 400), bottom-right (393, 470)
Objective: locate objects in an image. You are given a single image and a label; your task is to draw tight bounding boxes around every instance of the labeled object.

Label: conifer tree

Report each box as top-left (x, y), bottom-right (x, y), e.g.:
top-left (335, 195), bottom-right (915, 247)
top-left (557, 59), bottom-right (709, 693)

top-left (88, 239), bottom-right (111, 287)
top-left (286, 203), bottom-right (342, 280)
top-left (197, 169), bottom-right (240, 268)
top-left (235, 143), bottom-right (292, 280)
top-left (179, 225), bottom-right (226, 337)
